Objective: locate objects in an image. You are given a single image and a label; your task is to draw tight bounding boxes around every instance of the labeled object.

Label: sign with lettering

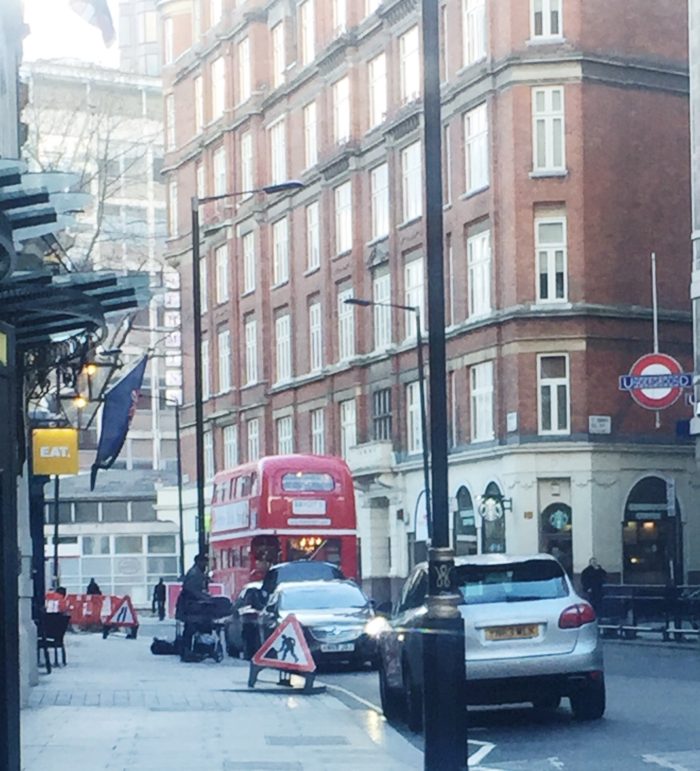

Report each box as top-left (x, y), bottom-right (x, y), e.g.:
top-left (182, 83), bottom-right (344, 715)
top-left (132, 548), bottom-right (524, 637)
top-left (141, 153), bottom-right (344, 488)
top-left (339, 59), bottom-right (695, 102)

top-left (32, 428), bottom-right (79, 475)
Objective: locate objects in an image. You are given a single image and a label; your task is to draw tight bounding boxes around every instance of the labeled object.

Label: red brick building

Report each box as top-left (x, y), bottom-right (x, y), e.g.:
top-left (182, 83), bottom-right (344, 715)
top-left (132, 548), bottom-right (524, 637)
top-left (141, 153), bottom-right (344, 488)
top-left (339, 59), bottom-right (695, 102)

top-left (159, 0), bottom-right (695, 599)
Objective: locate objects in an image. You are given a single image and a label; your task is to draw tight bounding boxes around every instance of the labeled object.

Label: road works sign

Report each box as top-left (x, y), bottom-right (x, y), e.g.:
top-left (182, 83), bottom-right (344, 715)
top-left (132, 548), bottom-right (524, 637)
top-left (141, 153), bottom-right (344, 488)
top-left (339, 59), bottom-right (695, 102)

top-left (104, 596), bottom-right (138, 628)
top-left (618, 353), bottom-right (692, 410)
top-left (252, 614), bottom-right (316, 674)
top-left (32, 428), bottom-right (79, 475)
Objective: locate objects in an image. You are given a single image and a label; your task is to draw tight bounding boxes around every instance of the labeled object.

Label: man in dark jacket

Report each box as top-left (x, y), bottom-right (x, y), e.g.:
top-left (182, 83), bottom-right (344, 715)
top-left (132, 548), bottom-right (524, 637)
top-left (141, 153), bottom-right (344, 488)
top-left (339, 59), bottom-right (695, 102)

top-left (581, 557), bottom-right (607, 617)
top-left (152, 578), bottom-right (167, 621)
top-left (86, 578), bottom-right (102, 595)
top-left (179, 554), bottom-right (210, 660)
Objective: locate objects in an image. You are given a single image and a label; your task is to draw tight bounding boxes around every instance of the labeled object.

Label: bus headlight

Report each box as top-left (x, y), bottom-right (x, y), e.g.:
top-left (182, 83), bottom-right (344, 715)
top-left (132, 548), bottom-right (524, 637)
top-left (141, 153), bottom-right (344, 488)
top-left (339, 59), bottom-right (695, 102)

top-left (365, 616), bottom-right (390, 638)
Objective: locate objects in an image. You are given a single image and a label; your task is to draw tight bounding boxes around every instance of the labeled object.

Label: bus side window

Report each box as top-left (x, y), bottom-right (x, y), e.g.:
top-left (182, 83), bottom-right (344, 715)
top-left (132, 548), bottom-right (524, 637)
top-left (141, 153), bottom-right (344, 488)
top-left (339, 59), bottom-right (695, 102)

top-left (240, 475), bottom-right (252, 497)
top-left (230, 477), bottom-right (237, 499)
top-left (230, 548), bottom-right (237, 567)
top-left (250, 472), bottom-right (258, 496)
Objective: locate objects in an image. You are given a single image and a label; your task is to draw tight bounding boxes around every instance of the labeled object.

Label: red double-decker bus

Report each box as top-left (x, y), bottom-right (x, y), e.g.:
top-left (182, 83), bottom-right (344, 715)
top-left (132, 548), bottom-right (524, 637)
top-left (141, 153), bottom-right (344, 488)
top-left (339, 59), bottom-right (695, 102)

top-left (209, 454), bottom-right (358, 599)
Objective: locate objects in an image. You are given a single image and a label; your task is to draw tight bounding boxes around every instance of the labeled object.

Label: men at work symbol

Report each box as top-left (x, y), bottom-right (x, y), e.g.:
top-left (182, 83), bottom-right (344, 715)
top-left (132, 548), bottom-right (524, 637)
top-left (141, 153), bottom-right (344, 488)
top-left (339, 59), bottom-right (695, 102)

top-left (279, 634), bottom-right (298, 662)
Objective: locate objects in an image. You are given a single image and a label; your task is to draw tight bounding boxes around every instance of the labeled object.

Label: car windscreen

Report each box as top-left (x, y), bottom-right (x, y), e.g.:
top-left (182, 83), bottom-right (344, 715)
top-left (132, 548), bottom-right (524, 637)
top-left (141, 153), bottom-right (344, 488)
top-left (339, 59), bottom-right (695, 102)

top-left (455, 559), bottom-right (569, 605)
top-left (279, 584), bottom-right (367, 610)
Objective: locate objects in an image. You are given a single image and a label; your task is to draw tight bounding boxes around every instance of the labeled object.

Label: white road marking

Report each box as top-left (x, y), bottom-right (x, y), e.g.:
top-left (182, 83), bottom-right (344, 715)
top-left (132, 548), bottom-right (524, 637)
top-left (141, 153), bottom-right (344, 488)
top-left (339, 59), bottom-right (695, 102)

top-left (469, 740), bottom-right (497, 766)
top-left (320, 682), bottom-right (502, 768)
top-left (642, 755), bottom-right (691, 771)
top-left (318, 681), bottom-right (384, 713)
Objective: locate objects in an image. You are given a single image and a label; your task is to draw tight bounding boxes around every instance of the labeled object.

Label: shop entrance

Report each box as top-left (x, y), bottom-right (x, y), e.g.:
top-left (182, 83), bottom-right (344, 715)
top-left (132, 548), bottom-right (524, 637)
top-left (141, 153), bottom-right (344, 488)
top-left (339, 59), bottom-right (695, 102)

top-left (453, 486), bottom-right (477, 556)
top-left (540, 502), bottom-right (573, 576)
top-left (480, 481), bottom-right (506, 554)
top-left (623, 476), bottom-right (681, 585)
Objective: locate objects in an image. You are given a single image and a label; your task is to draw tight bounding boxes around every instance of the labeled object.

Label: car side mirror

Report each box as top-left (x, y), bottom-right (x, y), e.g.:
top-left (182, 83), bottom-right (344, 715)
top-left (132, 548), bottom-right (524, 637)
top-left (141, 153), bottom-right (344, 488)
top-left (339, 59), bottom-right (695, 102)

top-left (375, 601), bottom-right (393, 618)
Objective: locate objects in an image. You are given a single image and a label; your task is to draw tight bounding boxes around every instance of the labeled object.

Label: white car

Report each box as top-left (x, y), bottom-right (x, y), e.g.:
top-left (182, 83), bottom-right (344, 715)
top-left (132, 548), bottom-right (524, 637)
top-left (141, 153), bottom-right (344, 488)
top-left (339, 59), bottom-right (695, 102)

top-left (377, 553), bottom-right (605, 731)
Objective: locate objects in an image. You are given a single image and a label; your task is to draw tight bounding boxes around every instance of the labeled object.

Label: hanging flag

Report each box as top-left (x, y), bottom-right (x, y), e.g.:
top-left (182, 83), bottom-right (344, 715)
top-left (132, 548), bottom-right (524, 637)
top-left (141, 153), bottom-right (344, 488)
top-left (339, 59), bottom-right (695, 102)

top-left (90, 356), bottom-right (148, 490)
top-left (69, 0), bottom-right (116, 46)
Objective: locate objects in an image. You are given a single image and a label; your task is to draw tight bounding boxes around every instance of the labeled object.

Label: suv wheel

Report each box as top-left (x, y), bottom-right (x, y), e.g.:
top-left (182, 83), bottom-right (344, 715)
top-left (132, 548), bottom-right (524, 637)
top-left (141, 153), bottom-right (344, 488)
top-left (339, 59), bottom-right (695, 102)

top-left (570, 677), bottom-right (606, 721)
top-left (379, 661), bottom-right (404, 723)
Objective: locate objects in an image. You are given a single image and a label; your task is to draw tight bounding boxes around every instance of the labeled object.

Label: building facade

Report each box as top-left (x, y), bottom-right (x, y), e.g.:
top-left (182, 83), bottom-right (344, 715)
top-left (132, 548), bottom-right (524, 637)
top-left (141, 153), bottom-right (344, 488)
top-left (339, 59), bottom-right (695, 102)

top-left (22, 60), bottom-right (183, 604)
top-left (161, 0), bottom-right (696, 601)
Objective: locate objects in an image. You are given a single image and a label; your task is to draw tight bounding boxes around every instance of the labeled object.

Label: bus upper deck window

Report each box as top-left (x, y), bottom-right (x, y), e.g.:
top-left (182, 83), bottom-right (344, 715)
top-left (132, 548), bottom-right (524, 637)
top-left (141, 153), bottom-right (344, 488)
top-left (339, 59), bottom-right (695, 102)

top-left (229, 477), bottom-right (237, 499)
top-left (282, 472), bottom-right (335, 492)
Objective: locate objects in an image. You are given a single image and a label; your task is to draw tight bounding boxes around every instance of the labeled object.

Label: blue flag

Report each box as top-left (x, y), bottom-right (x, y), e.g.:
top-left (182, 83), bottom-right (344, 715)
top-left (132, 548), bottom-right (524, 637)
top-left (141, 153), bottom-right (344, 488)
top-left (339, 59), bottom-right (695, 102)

top-left (90, 356), bottom-right (148, 490)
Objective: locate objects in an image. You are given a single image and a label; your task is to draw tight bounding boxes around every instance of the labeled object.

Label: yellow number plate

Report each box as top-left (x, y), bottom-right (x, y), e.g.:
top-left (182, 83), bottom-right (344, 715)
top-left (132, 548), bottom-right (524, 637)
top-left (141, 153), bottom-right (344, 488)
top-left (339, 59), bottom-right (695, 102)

top-left (484, 624), bottom-right (539, 641)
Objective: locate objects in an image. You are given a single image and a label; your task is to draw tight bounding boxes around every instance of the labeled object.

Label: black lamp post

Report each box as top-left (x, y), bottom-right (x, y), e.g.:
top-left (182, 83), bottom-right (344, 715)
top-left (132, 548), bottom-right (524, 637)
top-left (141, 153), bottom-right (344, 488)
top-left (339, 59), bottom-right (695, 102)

top-left (344, 297), bottom-right (431, 538)
top-left (421, 0), bottom-right (467, 768)
top-left (190, 180), bottom-right (304, 556)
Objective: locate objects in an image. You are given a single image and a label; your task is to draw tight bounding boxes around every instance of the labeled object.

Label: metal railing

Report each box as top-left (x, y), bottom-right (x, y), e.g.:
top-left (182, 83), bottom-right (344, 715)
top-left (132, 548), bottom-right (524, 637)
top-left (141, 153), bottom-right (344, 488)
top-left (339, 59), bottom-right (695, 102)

top-left (597, 584), bottom-right (700, 642)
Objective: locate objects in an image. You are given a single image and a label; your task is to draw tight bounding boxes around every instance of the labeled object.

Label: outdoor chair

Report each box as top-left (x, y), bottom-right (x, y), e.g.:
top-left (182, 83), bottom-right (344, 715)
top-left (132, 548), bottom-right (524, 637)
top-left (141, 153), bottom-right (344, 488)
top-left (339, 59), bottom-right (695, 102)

top-left (37, 611), bottom-right (71, 670)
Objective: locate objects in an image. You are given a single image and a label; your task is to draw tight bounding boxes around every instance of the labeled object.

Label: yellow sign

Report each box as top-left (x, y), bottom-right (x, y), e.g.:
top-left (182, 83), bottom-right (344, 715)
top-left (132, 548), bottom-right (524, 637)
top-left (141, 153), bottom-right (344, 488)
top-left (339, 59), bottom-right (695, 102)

top-left (32, 428), bottom-right (79, 475)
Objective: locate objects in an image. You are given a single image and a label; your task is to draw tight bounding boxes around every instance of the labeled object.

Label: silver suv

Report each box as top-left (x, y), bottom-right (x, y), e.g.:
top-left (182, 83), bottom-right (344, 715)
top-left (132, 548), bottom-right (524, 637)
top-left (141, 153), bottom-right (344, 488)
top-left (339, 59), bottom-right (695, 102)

top-left (377, 554), bottom-right (604, 730)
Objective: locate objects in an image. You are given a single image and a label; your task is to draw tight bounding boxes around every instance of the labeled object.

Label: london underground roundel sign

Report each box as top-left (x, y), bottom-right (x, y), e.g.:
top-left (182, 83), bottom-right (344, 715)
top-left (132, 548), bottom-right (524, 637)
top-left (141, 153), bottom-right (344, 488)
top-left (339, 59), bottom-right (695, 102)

top-left (618, 353), bottom-right (692, 410)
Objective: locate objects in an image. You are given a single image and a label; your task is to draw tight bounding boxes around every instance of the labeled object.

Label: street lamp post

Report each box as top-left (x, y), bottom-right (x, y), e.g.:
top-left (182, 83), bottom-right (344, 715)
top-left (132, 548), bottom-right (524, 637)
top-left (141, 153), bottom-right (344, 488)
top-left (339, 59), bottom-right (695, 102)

top-left (421, 0), bottom-right (467, 767)
top-left (344, 298), bottom-right (431, 538)
top-left (190, 180), bottom-right (304, 556)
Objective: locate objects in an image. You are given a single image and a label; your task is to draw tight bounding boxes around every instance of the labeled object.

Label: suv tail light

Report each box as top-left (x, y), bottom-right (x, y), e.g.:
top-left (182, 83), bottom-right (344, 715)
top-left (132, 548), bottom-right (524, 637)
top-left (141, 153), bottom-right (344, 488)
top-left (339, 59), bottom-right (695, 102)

top-left (558, 602), bottom-right (596, 629)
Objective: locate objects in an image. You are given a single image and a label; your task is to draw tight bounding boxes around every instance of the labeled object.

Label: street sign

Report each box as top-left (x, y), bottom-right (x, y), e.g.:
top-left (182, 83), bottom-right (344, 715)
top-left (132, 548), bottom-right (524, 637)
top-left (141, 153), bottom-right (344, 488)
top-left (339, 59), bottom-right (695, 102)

top-left (251, 614), bottom-right (316, 674)
top-left (32, 428), bottom-right (79, 475)
top-left (618, 353), bottom-right (692, 410)
top-left (104, 595), bottom-right (138, 627)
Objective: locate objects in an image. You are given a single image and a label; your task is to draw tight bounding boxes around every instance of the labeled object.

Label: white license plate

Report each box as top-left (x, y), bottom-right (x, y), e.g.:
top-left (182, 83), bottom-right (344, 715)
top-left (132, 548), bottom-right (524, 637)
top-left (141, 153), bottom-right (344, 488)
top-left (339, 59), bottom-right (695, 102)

top-left (320, 643), bottom-right (354, 653)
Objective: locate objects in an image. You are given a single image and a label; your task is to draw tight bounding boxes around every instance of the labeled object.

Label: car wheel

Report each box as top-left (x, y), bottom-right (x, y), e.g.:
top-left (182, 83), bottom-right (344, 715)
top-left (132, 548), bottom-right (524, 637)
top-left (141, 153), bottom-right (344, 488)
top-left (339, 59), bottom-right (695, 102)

top-left (570, 677), bottom-right (606, 721)
top-left (403, 662), bottom-right (423, 733)
top-left (532, 694), bottom-right (561, 712)
top-left (379, 661), bottom-right (404, 723)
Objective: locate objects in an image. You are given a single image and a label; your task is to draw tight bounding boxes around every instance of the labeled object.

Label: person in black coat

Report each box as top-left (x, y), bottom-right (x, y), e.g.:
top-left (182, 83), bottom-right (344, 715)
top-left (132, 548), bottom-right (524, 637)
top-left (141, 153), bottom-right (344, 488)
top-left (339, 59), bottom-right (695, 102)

top-left (178, 554), bottom-right (210, 660)
top-left (152, 578), bottom-right (167, 621)
top-left (86, 578), bottom-right (102, 595)
top-left (581, 558), bottom-right (607, 617)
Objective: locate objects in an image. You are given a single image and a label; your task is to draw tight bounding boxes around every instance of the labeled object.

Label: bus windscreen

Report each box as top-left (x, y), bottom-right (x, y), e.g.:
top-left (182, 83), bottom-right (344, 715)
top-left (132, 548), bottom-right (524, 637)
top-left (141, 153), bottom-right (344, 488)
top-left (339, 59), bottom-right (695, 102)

top-left (281, 472), bottom-right (335, 492)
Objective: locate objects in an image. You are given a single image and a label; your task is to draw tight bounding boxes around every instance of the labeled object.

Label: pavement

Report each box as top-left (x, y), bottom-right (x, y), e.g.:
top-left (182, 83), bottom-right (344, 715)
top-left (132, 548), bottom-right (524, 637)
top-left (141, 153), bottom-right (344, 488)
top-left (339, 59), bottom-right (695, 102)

top-left (21, 620), bottom-right (423, 771)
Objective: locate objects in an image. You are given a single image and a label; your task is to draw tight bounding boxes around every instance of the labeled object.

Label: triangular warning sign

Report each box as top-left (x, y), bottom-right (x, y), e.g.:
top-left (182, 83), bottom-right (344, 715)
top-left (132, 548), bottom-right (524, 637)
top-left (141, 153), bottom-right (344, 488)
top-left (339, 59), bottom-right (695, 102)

top-left (252, 614), bottom-right (316, 673)
top-left (104, 595), bottom-right (138, 627)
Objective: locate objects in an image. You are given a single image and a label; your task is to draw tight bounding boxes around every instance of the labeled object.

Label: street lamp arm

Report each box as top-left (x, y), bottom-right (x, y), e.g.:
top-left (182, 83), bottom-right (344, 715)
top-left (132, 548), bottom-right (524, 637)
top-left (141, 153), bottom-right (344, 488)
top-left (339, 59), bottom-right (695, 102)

top-left (192, 179), bottom-right (304, 209)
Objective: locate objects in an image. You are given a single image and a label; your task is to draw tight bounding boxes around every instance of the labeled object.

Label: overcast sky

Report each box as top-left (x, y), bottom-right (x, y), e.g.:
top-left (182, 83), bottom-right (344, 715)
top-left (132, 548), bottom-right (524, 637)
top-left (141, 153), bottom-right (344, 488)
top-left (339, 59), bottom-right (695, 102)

top-left (23, 0), bottom-right (120, 67)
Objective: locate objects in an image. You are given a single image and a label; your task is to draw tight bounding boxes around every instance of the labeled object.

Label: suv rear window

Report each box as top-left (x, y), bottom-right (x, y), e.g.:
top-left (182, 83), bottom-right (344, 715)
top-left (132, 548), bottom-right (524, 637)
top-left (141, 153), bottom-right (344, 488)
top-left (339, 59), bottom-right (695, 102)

top-left (281, 472), bottom-right (335, 492)
top-left (456, 559), bottom-right (568, 605)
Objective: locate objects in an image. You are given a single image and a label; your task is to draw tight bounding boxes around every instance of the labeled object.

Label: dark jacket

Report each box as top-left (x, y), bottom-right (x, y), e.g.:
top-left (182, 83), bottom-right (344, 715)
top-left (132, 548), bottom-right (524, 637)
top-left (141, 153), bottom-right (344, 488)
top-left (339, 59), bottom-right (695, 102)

top-left (176, 564), bottom-right (210, 622)
top-left (153, 582), bottom-right (166, 604)
top-left (581, 565), bottom-right (607, 598)
top-left (86, 580), bottom-right (102, 595)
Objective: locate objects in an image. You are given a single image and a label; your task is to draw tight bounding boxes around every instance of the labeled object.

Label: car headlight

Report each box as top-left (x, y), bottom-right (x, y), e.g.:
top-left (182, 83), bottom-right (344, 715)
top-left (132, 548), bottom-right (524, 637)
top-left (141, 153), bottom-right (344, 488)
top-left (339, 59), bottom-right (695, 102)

top-left (365, 616), bottom-right (390, 638)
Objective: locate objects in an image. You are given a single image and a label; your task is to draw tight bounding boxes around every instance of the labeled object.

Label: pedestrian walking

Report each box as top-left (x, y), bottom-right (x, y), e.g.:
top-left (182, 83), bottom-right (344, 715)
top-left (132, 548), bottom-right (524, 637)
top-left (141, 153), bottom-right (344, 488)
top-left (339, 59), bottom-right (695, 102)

top-left (581, 557), bottom-right (607, 617)
top-left (86, 578), bottom-right (102, 595)
top-left (177, 554), bottom-right (210, 660)
top-left (152, 577), bottom-right (166, 621)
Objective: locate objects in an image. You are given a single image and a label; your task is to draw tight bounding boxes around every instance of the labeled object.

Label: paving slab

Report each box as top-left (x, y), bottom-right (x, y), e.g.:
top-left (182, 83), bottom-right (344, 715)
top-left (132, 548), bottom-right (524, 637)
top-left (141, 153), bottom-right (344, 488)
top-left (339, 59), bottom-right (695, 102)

top-left (21, 622), bottom-right (422, 771)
